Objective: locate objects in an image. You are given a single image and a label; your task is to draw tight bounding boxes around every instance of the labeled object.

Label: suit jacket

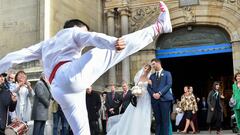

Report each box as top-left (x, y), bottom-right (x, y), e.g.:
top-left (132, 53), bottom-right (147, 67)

top-left (206, 90), bottom-right (223, 123)
top-left (0, 86), bottom-right (17, 129)
top-left (31, 79), bottom-right (51, 121)
top-left (86, 91), bottom-right (101, 121)
top-left (147, 70), bottom-right (173, 103)
top-left (120, 90), bottom-right (132, 114)
top-left (105, 92), bottom-right (121, 117)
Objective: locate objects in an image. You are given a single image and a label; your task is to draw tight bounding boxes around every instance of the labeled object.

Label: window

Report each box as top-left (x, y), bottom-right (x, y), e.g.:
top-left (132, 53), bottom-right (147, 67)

top-left (179, 0), bottom-right (199, 7)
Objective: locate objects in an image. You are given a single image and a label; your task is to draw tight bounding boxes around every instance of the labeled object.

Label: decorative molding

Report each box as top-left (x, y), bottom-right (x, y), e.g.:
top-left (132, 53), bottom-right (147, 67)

top-left (118, 7), bottom-right (130, 16)
top-left (129, 5), bottom-right (158, 31)
top-left (105, 9), bottom-right (115, 18)
top-left (183, 6), bottom-right (196, 24)
top-left (229, 0), bottom-right (236, 3)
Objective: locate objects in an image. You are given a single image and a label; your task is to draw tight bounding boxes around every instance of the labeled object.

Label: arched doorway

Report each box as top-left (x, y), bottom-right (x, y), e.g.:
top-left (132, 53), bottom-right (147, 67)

top-left (156, 25), bottom-right (233, 129)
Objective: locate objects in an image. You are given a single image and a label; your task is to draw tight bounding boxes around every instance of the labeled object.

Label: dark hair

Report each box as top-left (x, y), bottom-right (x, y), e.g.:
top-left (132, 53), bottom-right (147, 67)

top-left (212, 81), bottom-right (220, 90)
top-left (151, 58), bottom-right (161, 63)
top-left (15, 70), bottom-right (26, 83)
top-left (234, 72), bottom-right (240, 81)
top-left (63, 19), bottom-right (90, 30)
top-left (102, 91), bottom-right (107, 96)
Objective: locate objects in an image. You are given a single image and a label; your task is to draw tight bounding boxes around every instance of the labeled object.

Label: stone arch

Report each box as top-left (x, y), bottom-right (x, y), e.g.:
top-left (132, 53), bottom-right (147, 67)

top-left (130, 1), bottom-right (240, 42)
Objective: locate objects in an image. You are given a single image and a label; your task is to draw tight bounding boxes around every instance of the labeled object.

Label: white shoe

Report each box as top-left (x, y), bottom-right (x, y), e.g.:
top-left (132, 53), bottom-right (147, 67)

top-left (157, 1), bottom-right (172, 33)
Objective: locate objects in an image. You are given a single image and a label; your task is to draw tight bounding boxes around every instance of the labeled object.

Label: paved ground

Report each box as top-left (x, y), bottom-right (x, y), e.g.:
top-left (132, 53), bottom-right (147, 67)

top-left (171, 130), bottom-right (236, 135)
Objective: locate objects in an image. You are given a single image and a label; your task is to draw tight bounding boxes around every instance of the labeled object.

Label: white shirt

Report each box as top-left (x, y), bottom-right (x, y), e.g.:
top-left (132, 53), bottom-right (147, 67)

top-left (156, 68), bottom-right (163, 78)
top-left (0, 27), bottom-right (116, 79)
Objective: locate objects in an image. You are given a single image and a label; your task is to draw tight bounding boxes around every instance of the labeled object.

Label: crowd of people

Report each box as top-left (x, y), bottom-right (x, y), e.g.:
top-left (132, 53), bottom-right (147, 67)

top-left (170, 80), bottom-right (240, 135)
top-left (1, 67), bottom-right (240, 135)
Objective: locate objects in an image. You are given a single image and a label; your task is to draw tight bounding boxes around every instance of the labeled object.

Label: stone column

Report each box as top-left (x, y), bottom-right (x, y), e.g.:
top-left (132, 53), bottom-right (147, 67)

top-left (232, 41), bottom-right (240, 74)
top-left (106, 9), bottom-right (116, 84)
top-left (119, 7), bottom-right (130, 83)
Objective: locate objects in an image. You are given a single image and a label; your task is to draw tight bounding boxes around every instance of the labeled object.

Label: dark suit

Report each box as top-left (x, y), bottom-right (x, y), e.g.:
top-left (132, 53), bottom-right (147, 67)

top-left (105, 92), bottom-right (121, 117)
top-left (147, 70), bottom-right (173, 135)
top-left (86, 91), bottom-right (101, 135)
top-left (31, 79), bottom-right (51, 135)
top-left (199, 100), bottom-right (208, 129)
top-left (0, 84), bottom-right (17, 135)
top-left (120, 90), bottom-right (132, 114)
top-left (206, 90), bottom-right (223, 131)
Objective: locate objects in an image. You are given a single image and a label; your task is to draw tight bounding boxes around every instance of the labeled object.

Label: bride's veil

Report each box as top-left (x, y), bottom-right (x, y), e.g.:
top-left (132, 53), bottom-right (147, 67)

top-left (134, 68), bottom-right (144, 85)
top-left (133, 65), bottom-right (151, 85)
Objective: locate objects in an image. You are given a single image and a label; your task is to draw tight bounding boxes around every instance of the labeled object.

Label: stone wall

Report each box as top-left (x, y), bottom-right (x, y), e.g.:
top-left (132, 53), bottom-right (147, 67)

top-left (50, 0), bottom-right (104, 36)
top-left (0, 0), bottom-right (43, 58)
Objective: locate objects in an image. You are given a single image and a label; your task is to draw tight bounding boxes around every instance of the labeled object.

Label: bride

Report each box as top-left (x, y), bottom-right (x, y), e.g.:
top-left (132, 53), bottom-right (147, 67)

top-left (107, 64), bottom-right (152, 135)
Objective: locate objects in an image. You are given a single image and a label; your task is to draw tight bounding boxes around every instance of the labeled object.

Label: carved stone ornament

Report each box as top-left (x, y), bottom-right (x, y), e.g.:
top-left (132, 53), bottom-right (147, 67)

top-left (118, 7), bottom-right (130, 16)
top-left (229, 0), bottom-right (236, 3)
top-left (129, 5), bottom-right (158, 32)
top-left (183, 6), bottom-right (196, 23)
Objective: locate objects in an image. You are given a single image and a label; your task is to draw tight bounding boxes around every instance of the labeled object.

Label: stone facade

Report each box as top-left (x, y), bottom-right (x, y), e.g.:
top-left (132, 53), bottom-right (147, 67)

top-left (0, 0), bottom-right (240, 90)
top-left (104, 0), bottom-right (240, 89)
top-left (0, 0), bottom-right (43, 58)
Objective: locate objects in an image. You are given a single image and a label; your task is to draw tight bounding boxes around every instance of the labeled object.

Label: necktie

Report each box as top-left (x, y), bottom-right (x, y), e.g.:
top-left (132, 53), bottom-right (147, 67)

top-left (123, 92), bottom-right (126, 98)
top-left (156, 71), bottom-right (159, 79)
top-left (112, 92), bottom-right (115, 100)
top-left (213, 91), bottom-right (218, 99)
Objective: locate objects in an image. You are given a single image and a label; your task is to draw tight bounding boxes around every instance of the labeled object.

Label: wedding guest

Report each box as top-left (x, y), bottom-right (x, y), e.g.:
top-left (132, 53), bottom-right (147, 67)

top-left (189, 86), bottom-right (199, 133)
top-left (86, 86), bottom-right (101, 135)
top-left (180, 86), bottom-right (197, 134)
top-left (0, 73), bottom-right (17, 135)
top-left (232, 72), bottom-right (240, 133)
top-left (199, 97), bottom-right (208, 129)
top-left (13, 71), bottom-right (34, 123)
top-left (207, 81), bottom-right (223, 134)
top-left (100, 92), bottom-right (107, 134)
top-left (31, 73), bottom-right (51, 135)
top-left (105, 84), bottom-right (121, 117)
top-left (119, 81), bottom-right (132, 114)
top-left (51, 100), bottom-right (69, 135)
top-left (6, 71), bottom-right (18, 123)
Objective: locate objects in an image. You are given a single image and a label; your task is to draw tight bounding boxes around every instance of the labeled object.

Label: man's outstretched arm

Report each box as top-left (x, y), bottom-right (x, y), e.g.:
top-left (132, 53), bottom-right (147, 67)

top-left (0, 42), bottom-right (42, 73)
top-left (73, 28), bottom-right (125, 52)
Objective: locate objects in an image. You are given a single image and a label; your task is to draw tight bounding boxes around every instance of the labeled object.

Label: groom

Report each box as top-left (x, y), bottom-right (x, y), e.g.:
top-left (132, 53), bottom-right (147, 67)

top-left (147, 58), bottom-right (173, 135)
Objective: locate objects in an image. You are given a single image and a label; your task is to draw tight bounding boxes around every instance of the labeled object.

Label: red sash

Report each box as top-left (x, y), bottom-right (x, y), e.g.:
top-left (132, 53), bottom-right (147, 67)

top-left (49, 61), bottom-right (70, 84)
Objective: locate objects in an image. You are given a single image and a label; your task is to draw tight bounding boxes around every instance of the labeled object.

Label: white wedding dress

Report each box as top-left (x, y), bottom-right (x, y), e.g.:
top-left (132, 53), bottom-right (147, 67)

top-left (107, 81), bottom-right (152, 135)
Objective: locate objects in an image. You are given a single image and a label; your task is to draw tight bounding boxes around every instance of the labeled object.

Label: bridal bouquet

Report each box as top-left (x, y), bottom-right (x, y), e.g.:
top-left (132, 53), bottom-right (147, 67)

top-left (131, 86), bottom-right (143, 97)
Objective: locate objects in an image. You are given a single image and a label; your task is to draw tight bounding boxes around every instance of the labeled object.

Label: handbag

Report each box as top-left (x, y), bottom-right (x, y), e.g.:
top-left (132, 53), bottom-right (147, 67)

top-left (229, 96), bottom-right (236, 108)
top-left (171, 112), bottom-right (177, 120)
top-left (131, 85), bottom-right (143, 97)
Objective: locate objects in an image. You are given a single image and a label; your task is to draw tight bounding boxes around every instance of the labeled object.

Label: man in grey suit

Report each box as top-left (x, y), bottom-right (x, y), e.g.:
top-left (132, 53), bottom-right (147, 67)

top-left (31, 72), bottom-right (51, 135)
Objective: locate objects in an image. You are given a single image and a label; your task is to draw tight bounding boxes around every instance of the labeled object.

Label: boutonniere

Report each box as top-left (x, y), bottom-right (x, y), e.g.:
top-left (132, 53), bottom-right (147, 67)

top-left (161, 73), bottom-right (164, 76)
top-left (114, 99), bottom-right (120, 104)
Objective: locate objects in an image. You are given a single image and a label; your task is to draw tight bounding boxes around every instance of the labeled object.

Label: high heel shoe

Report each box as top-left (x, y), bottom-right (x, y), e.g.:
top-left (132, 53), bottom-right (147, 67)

top-left (180, 131), bottom-right (187, 134)
top-left (191, 131), bottom-right (196, 134)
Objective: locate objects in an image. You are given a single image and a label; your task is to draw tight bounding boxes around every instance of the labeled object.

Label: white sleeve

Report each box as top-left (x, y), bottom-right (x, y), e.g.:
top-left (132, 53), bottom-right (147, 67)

top-left (0, 42), bottom-right (42, 73)
top-left (73, 28), bottom-right (117, 50)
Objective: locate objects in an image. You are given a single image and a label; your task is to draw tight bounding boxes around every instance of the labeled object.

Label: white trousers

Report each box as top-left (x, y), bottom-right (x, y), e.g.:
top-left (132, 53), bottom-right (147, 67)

top-left (51, 25), bottom-right (156, 135)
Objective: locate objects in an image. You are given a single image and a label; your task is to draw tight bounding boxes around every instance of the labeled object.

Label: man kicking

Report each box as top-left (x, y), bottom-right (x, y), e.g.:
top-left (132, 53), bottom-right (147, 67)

top-left (0, 1), bottom-right (172, 135)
